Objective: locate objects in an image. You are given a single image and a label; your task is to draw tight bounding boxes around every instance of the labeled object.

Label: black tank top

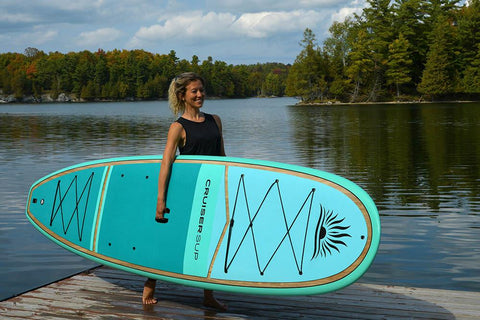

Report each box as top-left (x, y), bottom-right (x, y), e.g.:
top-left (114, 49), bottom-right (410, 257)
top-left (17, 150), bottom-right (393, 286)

top-left (176, 113), bottom-right (222, 156)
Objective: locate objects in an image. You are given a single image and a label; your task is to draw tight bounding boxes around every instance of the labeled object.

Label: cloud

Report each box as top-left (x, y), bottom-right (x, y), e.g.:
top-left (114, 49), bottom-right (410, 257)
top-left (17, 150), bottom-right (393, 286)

top-left (234, 10), bottom-right (323, 38)
top-left (331, 5), bottom-right (365, 23)
top-left (131, 11), bottom-right (236, 43)
top-left (35, 0), bottom-right (105, 12)
top-left (30, 28), bottom-right (59, 46)
top-left (0, 12), bottom-right (37, 25)
top-left (130, 9), bottom-right (326, 46)
top-left (207, 0), bottom-right (352, 12)
top-left (0, 0), bottom-right (104, 28)
top-left (77, 28), bottom-right (122, 47)
top-left (11, 26), bottom-right (58, 47)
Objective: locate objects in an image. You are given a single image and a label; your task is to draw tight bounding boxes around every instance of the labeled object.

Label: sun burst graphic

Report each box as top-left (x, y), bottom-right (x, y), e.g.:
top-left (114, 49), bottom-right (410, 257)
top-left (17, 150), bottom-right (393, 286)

top-left (311, 205), bottom-right (351, 259)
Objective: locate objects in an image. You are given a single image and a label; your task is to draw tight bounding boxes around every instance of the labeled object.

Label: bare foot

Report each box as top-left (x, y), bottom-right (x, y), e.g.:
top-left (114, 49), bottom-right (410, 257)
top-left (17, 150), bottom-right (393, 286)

top-left (203, 289), bottom-right (227, 311)
top-left (142, 278), bottom-right (158, 305)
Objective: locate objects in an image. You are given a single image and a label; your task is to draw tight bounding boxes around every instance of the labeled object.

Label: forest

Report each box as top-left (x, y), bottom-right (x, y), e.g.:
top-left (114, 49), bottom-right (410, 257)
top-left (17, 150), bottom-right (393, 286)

top-left (286, 0), bottom-right (480, 102)
top-left (0, 0), bottom-right (479, 103)
top-left (0, 48), bottom-right (289, 102)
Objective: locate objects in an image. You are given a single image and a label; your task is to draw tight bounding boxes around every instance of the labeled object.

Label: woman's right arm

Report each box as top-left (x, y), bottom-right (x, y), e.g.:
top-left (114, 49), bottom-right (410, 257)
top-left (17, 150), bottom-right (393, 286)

top-left (156, 122), bottom-right (184, 222)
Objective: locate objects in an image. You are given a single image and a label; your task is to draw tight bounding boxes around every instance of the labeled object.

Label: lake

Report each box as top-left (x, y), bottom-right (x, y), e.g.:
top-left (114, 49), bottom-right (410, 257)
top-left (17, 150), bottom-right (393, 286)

top-left (1, 98), bottom-right (479, 300)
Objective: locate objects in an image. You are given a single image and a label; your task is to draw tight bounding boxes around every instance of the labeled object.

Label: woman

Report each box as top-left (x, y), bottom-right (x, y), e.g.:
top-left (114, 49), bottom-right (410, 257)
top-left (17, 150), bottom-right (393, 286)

top-left (142, 72), bottom-right (227, 310)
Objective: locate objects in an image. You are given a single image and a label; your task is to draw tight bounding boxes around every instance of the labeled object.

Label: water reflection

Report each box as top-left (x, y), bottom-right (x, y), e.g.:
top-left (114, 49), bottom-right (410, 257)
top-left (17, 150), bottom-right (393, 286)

top-left (1, 115), bottom-right (170, 160)
top-left (288, 102), bottom-right (480, 291)
top-left (288, 103), bottom-right (480, 215)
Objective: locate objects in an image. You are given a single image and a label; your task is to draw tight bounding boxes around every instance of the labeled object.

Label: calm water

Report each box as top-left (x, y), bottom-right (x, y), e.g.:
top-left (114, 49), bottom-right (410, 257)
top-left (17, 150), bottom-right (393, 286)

top-left (1, 98), bottom-right (479, 300)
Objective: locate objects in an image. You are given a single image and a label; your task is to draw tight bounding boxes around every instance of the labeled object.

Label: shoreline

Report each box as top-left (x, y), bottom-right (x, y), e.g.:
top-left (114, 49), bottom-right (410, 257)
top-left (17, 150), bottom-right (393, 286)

top-left (296, 99), bottom-right (480, 106)
top-left (0, 93), bottom-right (166, 104)
top-left (0, 93), bottom-right (268, 104)
top-left (1, 92), bottom-right (478, 105)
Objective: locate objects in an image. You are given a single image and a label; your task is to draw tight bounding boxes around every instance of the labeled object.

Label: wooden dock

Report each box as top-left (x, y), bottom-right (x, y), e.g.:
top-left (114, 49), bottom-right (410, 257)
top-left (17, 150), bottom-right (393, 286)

top-left (1, 266), bottom-right (479, 319)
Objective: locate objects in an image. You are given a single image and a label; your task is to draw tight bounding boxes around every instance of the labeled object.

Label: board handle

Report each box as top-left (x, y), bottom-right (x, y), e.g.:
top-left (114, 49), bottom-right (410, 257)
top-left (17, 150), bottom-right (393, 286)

top-left (155, 208), bottom-right (170, 223)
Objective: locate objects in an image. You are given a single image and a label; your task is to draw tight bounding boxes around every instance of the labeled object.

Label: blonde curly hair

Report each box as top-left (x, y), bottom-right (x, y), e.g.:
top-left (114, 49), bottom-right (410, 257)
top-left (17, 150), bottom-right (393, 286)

top-left (168, 72), bottom-right (206, 115)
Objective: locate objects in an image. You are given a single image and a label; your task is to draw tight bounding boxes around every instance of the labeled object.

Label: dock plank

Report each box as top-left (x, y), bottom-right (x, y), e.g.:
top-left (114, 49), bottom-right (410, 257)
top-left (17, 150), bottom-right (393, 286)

top-left (1, 266), bottom-right (479, 319)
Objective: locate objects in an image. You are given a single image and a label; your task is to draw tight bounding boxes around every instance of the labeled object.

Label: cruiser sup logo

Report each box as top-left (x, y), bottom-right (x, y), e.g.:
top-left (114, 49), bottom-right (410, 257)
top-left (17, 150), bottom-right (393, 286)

top-left (193, 179), bottom-right (211, 261)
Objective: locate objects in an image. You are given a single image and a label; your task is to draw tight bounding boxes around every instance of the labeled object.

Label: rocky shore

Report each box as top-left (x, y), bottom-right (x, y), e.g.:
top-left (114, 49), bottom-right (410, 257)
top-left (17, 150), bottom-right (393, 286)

top-left (0, 93), bottom-right (77, 104)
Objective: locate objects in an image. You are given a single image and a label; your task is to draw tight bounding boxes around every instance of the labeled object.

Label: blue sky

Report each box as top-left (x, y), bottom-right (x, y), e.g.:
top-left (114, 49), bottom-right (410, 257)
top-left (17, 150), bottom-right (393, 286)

top-left (1, 0), bottom-right (366, 64)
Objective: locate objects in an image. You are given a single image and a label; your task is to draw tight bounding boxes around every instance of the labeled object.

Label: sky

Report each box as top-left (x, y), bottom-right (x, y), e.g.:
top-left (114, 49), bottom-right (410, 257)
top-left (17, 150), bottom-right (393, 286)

top-left (0, 0), bottom-right (367, 65)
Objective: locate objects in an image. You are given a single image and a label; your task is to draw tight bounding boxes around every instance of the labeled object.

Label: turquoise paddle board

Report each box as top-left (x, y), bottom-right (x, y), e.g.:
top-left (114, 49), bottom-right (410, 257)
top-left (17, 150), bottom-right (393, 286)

top-left (26, 155), bottom-right (380, 295)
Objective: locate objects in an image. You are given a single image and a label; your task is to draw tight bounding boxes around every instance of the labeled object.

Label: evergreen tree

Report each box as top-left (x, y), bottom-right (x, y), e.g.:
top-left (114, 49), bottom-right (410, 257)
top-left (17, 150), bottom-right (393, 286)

top-left (263, 72), bottom-right (285, 97)
top-left (80, 80), bottom-right (96, 100)
top-left (345, 29), bottom-right (375, 102)
top-left (391, 0), bottom-right (429, 84)
top-left (361, 0), bottom-right (395, 101)
top-left (73, 51), bottom-right (95, 97)
top-left (425, 0), bottom-right (461, 25)
top-left (461, 43), bottom-right (480, 93)
top-left (456, 0), bottom-right (480, 92)
top-left (386, 34), bottom-right (413, 97)
top-left (94, 50), bottom-right (109, 98)
top-left (418, 16), bottom-right (455, 98)
top-left (286, 28), bottom-right (327, 101)
top-left (323, 18), bottom-right (354, 100)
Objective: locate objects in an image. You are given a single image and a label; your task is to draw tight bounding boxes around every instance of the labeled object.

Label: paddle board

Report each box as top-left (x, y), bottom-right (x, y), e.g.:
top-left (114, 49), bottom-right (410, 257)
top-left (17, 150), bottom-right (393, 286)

top-left (26, 155), bottom-right (380, 295)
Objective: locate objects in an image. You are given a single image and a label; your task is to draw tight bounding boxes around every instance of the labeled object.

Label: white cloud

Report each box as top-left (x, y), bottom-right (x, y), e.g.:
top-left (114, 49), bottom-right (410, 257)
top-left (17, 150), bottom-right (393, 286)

top-left (40, 0), bottom-right (105, 11)
top-left (331, 5), bottom-right (365, 23)
top-left (0, 12), bottom-right (37, 24)
top-left (31, 30), bottom-right (59, 46)
top-left (207, 0), bottom-right (355, 12)
top-left (298, 0), bottom-right (350, 6)
top-left (78, 28), bottom-right (122, 47)
top-left (15, 26), bottom-right (59, 46)
top-left (130, 9), bottom-right (325, 46)
top-left (234, 10), bottom-right (323, 38)
top-left (130, 11), bottom-right (236, 45)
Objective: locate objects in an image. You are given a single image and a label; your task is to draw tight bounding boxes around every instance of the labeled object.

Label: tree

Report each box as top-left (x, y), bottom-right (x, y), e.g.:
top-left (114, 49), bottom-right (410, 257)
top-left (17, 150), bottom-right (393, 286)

top-left (323, 19), bottom-right (354, 100)
top-left (391, 0), bottom-right (429, 84)
top-left (417, 16), bottom-right (455, 98)
top-left (210, 60), bottom-right (235, 97)
top-left (231, 64), bottom-right (252, 97)
top-left (361, 0), bottom-right (395, 101)
top-left (324, 19), bottom-right (352, 71)
top-left (6, 54), bottom-right (28, 98)
top-left (191, 55), bottom-right (201, 74)
top-left (461, 43), bottom-right (480, 93)
top-left (24, 47), bottom-right (42, 59)
top-left (94, 50), bottom-right (109, 98)
top-left (263, 72), bottom-right (284, 96)
top-left (286, 28), bottom-right (328, 101)
top-left (386, 34), bottom-right (413, 97)
top-left (345, 29), bottom-right (374, 102)
top-left (456, 0), bottom-right (480, 92)
top-left (73, 51), bottom-right (95, 96)
top-left (80, 80), bottom-right (95, 100)
top-left (425, 0), bottom-right (461, 26)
